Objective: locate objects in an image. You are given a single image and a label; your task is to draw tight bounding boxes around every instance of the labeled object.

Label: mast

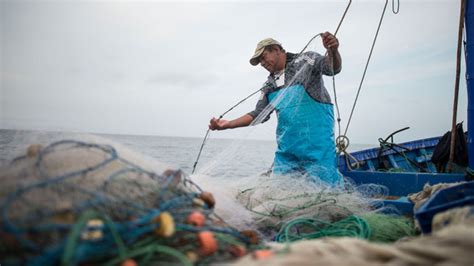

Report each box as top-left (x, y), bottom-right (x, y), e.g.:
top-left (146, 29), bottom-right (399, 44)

top-left (449, 0), bottom-right (466, 172)
top-left (466, 0), bottom-right (474, 172)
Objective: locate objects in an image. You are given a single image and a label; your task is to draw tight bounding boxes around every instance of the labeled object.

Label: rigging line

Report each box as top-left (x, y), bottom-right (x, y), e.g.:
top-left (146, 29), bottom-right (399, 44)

top-left (332, 76), bottom-right (342, 137)
top-left (392, 0), bottom-right (400, 14)
top-left (298, 0), bottom-right (352, 59)
top-left (343, 0), bottom-right (392, 137)
top-left (331, 0), bottom-right (352, 137)
top-left (335, 0), bottom-right (352, 36)
top-left (219, 88), bottom-right (263, 119)
top-left (191, 129), bottom-right (210, 174)
top-left (191, 88), bottom-right (262, 174)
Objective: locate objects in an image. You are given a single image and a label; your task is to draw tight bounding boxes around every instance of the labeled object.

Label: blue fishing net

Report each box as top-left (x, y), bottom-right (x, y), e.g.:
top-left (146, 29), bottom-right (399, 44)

top-left (0, 140), bottom-right (258, 265)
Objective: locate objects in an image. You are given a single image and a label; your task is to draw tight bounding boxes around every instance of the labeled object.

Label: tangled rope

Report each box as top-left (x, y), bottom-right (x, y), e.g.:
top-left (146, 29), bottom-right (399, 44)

top-left (275, 213), bottom-right (415, 243)
top-left (275, 215), bottom-right (371, 243)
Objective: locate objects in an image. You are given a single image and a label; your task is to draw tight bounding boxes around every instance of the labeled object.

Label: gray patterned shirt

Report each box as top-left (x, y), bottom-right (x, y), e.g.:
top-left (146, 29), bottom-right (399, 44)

top-left (248, 51), bottom-right (340, 123)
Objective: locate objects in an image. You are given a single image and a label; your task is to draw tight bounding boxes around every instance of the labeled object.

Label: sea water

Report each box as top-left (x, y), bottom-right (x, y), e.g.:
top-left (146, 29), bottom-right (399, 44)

top-left (0, 129), bottom-right (277, 178)
top-left (0, 129), bottom-right (372, 177)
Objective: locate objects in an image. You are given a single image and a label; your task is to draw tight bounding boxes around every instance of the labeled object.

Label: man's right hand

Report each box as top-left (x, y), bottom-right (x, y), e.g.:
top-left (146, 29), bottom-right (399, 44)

top-left (209, 117), bottom-right (230, 130)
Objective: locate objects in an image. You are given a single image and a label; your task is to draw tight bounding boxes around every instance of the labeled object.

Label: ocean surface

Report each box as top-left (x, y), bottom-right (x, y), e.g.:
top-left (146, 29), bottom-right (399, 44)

top-left (0, 129), bottom-right (373, 178)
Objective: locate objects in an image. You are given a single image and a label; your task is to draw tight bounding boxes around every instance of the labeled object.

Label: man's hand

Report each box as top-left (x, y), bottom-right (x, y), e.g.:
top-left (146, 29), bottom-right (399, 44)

top-left (209, 117), bottom-right (230, 130)
top-left (322, 32), bottom-right (339, 51)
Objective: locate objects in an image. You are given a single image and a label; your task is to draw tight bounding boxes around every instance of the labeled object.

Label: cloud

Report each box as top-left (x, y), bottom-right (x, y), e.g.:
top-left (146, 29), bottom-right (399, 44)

top-left (146, 71), bottom-right (219, 90)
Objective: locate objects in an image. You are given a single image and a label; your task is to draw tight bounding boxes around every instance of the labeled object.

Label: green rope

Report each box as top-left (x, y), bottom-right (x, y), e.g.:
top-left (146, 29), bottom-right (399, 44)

top-left (275, 215), bottom-right (371, 243)
top-left (215, 233), bottom-right (247, 247)
top-left (104, 244), bottom-right (192, 266)
top-left (62, 210), bottom-right (195, 266)
top-left (361, 213), bottom-right (416, 243)
top-left (275, 214), bottom-right (417, 244)
top-left (61, 210), bottom-right (127, 266)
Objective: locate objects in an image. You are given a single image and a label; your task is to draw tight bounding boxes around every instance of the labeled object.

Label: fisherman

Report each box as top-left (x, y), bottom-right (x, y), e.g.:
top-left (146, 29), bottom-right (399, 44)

top-left (209, 32), bottom-right (342, 185)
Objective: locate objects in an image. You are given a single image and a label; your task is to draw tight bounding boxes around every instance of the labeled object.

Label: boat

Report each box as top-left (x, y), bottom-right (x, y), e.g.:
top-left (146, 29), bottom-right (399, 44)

top-left (337, 0), bottom-right (473, 216)
top-left (338, 128), bottom-right (467, 215)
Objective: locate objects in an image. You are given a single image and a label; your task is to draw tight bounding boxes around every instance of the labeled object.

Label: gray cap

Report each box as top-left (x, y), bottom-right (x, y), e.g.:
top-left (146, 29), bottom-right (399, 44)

top-left (249, 38), bottom-right (282, 66)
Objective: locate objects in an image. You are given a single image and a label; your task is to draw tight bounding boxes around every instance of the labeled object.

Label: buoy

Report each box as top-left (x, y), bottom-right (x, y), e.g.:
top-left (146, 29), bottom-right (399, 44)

top-left (198, 231), bottom-right (218, 255)
top-left (193, 198), bottom-right (206, 207)
top-left (253, 249), bottom-right (273, 260)
top-left (229, 245), bottom-right (246, 257)
top-left (199, 192), bottom-right (215, 208)
top-left (187, 211), bottom-right (206, 227)
top-left (153, 212), bottom-right (175, 237)
top-left (121, 259), bottom-right (137, 266)
top-left (240, 230), bottom-right (259, 245)
top-left (81, 219), bottom-right (104, 241)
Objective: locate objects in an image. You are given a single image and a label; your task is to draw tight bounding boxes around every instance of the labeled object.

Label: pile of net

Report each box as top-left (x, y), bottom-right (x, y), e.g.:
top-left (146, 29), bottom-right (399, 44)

top-left (234, 174), bottom-right (415, 242)
top-left (0, 140), bottom-right (259, 265)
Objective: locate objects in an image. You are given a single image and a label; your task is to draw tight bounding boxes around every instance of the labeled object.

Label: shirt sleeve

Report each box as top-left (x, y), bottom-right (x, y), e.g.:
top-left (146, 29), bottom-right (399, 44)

top-left (318, 52), bottom-right (341, 76)
top-left (247, 90), bottom-right (272, 124)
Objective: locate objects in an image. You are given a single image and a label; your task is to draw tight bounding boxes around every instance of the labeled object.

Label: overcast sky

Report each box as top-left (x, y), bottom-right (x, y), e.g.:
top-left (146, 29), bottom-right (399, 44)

top-left (0, 0), bottom-right (468, 145)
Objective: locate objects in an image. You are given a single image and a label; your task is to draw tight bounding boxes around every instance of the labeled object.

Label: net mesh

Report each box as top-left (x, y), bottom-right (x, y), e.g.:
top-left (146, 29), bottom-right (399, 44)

top-left (233, 174), bottom-right (391, 239)
top-left (0, 140), bottom-right (259, 265)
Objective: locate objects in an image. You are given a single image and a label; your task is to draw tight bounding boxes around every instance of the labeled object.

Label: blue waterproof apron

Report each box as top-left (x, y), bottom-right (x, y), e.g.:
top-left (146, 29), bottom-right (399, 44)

top-left (267, 84), bottom-right (342, 185)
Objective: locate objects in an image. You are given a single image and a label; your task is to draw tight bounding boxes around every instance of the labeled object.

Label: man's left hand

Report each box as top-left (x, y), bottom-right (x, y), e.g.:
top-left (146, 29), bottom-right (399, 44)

top-left (322, 32), bottom-right (339, 50)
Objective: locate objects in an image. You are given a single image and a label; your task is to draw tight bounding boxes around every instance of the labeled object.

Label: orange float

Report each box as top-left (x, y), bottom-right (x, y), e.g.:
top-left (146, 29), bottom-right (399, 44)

top-left (187, 211), bottom-right (206, 227)
top-left (253, 249), bottom-right (273, 260)
top-left (197, 231), bottom-right (218, 255)
top-left (121, 259), bottom-right (137, 266)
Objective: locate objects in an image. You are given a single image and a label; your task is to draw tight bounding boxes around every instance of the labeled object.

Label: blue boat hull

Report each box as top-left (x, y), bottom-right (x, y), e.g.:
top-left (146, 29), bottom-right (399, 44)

top-left (338, 137), bottom-right (466, 215)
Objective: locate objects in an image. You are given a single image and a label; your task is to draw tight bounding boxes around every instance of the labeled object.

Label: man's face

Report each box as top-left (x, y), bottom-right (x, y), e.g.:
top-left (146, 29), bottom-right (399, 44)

top-left (259, 48), bottom-right (283, 74)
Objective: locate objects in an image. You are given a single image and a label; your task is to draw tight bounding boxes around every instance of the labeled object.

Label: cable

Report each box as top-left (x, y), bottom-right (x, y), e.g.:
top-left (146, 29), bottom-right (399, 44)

top-left (191, 88), bottom-right (262, 174)
top-left (337, 0), bottom-right (399, 170)
top-left (343, 0), bottom-right (396, 137)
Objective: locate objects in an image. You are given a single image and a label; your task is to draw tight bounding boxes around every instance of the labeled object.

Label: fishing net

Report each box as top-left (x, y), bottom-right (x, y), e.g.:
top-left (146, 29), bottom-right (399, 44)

top-left (0, 139), bottom-right (260, 265)
top-left (273, 212), bottom-right (415, 244)
top-left (362, 213), bottom-right (416, 242)
top-left (232, 174), bottom-right (398, 240)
